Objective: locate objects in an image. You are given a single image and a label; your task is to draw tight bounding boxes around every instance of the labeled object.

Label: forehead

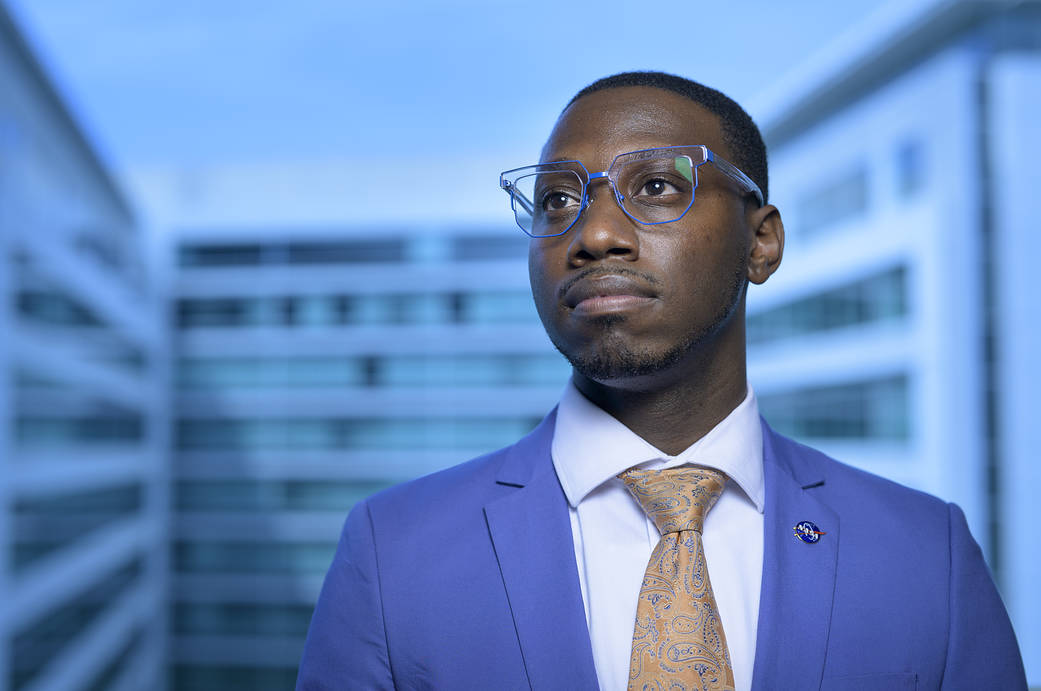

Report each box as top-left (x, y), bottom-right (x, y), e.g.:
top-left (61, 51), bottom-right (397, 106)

top-left (541, 86), bottom-right (728, 168)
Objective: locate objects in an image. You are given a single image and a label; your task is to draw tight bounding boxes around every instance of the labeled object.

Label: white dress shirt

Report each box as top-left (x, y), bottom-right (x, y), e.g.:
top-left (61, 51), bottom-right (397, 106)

top-left (551, 380), bottom-right (765, 691)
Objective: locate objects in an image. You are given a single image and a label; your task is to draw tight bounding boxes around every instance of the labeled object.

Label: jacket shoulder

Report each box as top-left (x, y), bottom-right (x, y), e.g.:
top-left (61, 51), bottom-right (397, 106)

top-left (766, 424), bottom-right (949, 517)
top-left (763, 427), bottom-right (1026, 687)
top-left (367, 444), bottom-right (512, 515)
top-left (360, 408), bottom-right (557, 530)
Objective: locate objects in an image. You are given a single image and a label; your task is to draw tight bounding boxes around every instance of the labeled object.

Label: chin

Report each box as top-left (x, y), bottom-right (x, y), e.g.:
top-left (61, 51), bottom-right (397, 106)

top-left (558, 337), bottom-right (682, 383)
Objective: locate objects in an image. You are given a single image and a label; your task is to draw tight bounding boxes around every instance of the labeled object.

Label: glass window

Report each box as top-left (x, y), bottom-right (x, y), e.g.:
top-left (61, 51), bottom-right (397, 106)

top-left (178, 354), bottom-right (567, 390)
top-left (12, 485), bottom-right (144, 571)
top-left (896, 138), bottom-right (925, 198)
top-left (172, 665), bottom-right (299, 691)
top-left (175, 480), bottom-right (391, 512)
top-left (284, 480), bottom-right (389, 511)
top-left (377, 354), bottom-right (568, 388)
top-left (758, 375), bottom-right (910, 441)
top-left (350, 294), bottom-right (403, 325)
top-left (457, 291), bottom-right (539, 323)
top-left (173, 542), bottom-right (337, 575)
top-left (16, 413), bottom-right (145, 448)
top-left (179, 358), bottom-right (270, 388)
top-left (15, 342), bottom-right (147, 384)
top-left (176, 417), bottom-right (541, 451)
top-left (178, 357), bottom-right (368, 389)
top-left (342, 418), bottom-right (540, 451)
top-left (179, 244), bottom-right (264, 267)
top-left (287, 358), bottom-right (366, 387)
top-left (796, 163), bottom-right (869, 239)
top-left (379, 355), bottom-right (500, 387)
top-left (450, 234), bottom-right (529, 261)
top-left (173, 603), bottom-right (315, 637)
top-left (337, 294), bottom-right (454, 325)
top-left (177, 291), bottom-right (542, 328)
top-left (287, 239), bottom-right (405, 264)
top-left (176, 297), bottom-right (292, 328)
top-left (748, 266), bottom-right (907, 345)
top-left (17, 291), bottom-right (103, 327)
top-left (179, 239), bottom-right (406, 267)
top-left (293, 295), bottom-right (338, 327)
top-left (178, 298), bottom-right (256, 328)
top-left (506, 354), bottom-right (571, 386)
top-left (398, 294), bottom-right (452, 324)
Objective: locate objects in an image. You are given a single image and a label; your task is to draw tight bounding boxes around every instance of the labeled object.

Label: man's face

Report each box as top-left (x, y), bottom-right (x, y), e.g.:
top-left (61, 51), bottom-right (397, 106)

top-left (529, 86), bottom-right (762, 386)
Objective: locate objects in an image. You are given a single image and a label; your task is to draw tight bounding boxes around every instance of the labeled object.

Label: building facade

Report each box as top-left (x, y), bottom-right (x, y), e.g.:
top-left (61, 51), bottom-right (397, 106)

top-left (168, 227), bottom-right (569, 689)
top-left (0, 5), bottom-right (167, 691)
top-left (746, 0), bottom-right (1041, 681)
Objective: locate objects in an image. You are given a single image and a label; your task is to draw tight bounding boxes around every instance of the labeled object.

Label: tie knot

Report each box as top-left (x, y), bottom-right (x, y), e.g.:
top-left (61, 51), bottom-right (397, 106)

top-left (618, 466), bottom-right (727, 535)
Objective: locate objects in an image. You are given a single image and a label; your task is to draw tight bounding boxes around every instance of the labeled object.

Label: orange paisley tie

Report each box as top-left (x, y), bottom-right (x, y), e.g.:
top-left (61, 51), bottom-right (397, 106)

top-left (618, 466), bottom-right (735, 691)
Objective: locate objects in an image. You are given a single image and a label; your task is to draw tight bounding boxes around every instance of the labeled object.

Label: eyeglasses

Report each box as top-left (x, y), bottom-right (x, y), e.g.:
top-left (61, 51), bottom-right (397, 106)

top-left (499, 145), bottom-right (763, 238)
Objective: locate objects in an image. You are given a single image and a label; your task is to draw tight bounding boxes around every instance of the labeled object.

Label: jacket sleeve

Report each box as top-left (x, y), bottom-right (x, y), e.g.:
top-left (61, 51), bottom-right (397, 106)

top-left (296, 500), bottom-right (395, 690)
top-left (941, 503), bottom-right (1027, 689)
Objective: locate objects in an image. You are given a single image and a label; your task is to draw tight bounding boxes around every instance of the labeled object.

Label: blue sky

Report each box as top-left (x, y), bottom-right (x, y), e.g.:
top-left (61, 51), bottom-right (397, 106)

top-left (6, 1), bottom-right (902, 224)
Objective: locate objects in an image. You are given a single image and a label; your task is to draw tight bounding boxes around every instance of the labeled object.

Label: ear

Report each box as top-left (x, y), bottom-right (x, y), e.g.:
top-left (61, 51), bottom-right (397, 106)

top-left (746, 204), bottom-right (784, 285)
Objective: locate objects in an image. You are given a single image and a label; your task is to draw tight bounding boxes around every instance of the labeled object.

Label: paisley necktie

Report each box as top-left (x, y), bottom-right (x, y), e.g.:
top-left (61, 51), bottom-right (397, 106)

top-left (618, 466), bottom-right (735, 691)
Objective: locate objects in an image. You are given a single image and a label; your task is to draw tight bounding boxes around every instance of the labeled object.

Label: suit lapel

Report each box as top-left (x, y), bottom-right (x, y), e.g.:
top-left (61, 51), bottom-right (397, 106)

top-left (484, 411), bottom-right (600, 690)
top-left (750, 423), bottom-right (840, 691)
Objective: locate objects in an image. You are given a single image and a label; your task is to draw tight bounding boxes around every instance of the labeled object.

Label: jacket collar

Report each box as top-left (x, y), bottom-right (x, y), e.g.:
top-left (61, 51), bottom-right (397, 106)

top-left (485, 408), bottom-right (600, 689)
top-left (750, 419), bottom-right (839, 691)
top-left (493, 407), bottom-right (557, 487)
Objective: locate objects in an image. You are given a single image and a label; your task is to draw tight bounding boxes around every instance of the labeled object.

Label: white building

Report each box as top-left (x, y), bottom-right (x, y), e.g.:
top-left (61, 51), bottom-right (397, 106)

top-left (168, 226), bottom-right (568, 688)
top-left (747, 0), bottom-right (1041, 681)
top-left (0, 4), bottom-right (167, 691)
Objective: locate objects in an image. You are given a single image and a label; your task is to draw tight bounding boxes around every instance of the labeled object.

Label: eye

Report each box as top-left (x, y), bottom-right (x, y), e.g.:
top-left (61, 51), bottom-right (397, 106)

top-left (540, 191), bottom-right (580, 211)
top-left (636, 178), bottom-right (680, 197)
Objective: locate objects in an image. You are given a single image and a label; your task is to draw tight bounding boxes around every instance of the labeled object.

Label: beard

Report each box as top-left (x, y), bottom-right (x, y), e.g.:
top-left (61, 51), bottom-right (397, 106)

top-left (551, 265), bottom-right (747, 382)
top-left (559, 323), bottom-right (694, 381)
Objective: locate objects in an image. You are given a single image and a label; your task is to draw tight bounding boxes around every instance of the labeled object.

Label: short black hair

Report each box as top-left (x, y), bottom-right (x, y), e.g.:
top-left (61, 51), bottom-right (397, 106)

top-left (567, 71), bottom-right (769, 204)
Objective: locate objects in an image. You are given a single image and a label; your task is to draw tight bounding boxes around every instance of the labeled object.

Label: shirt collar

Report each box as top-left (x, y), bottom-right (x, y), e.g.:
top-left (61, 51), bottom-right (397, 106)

top-left (551, 378), bottom-right (764, 513)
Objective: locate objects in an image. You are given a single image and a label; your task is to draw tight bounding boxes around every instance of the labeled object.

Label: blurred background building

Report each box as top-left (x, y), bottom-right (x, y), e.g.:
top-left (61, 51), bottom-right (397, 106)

top-left (747, 0), bottom-right (1041, 670)
top-left (0, 0), bottom-right (1038, 689)
top-left (167, 226), bottom-right (566, 688)
top-left (0, 5), bottom-right (167, 691)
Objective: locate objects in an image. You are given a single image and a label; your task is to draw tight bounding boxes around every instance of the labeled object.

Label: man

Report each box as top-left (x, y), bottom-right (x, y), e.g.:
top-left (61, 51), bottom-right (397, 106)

top-left (297, 72), bottom-right (1026, 690)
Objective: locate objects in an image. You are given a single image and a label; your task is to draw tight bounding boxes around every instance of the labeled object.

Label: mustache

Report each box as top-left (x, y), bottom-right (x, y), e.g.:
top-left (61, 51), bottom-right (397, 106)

top-left (558, 265), bottom-right (661, 300)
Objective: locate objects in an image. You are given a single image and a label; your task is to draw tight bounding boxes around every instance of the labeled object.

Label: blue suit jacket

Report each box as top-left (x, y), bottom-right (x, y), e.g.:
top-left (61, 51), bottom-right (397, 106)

top-left (297, 412), bottom-right (1026, 690)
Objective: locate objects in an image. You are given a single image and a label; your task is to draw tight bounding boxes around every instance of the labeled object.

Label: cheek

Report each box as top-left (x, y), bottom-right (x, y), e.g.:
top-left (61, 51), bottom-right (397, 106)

top-left (660, 226), bottom-right (745, 303)
top-left (528, 237), bottom-right (570, 284)
top-left (527, 246), bottom-right (547, 294)
top-left (527, 245), bottom-right (559, 314)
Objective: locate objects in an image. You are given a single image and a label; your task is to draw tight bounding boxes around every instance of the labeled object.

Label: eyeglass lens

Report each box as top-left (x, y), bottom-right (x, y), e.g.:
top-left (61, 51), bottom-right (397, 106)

top-left (509, 153), bottom-right (698, 237)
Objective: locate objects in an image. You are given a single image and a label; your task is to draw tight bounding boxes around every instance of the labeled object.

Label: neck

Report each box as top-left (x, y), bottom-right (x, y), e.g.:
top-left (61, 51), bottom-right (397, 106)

top-left (572, 325), bottom-right (748, 456)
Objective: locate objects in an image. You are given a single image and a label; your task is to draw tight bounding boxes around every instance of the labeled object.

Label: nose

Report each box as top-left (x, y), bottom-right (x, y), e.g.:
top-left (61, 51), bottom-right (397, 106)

top-left (566, 180), bottom-right (639, 266)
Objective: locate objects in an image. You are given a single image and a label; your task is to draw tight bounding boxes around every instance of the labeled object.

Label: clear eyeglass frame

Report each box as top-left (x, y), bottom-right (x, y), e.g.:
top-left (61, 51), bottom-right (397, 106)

top-left (499, 145), bottom-right (764, 238)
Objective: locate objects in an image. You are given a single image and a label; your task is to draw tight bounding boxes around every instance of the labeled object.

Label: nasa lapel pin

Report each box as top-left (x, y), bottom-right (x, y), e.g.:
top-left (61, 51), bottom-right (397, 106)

top-left (793, 520), bottom-right (826, 544)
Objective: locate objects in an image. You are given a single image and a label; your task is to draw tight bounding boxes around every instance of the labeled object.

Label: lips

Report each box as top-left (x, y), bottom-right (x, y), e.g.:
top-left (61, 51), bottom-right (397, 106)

top-left (562, 273), bottom-right (659, 315)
